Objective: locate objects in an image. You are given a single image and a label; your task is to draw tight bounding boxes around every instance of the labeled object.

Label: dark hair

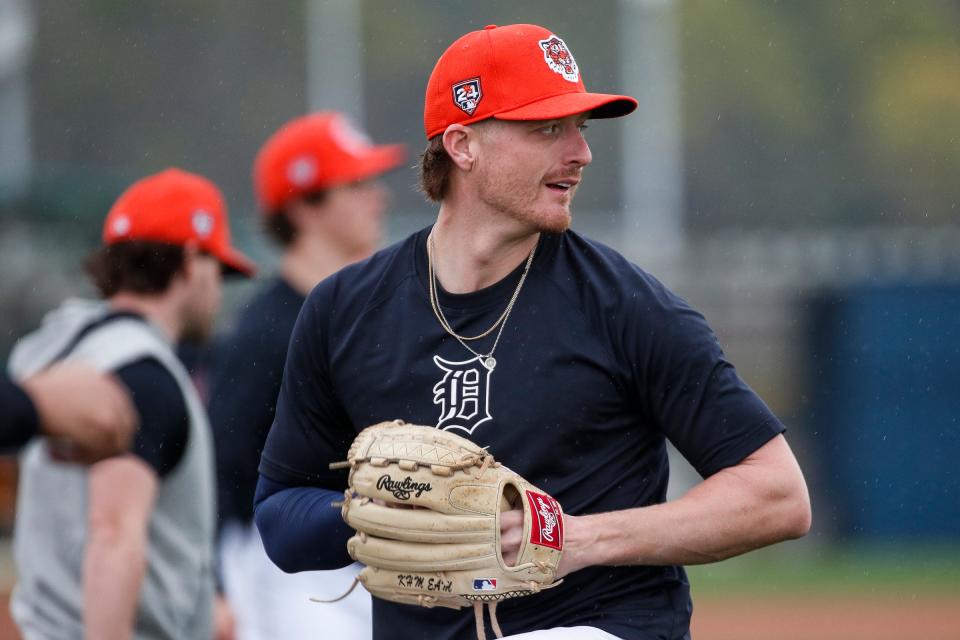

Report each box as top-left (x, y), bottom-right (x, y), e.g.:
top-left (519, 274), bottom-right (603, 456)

top-left (263, 210), bottom-right (297, 247)
top-left (263, 191), bottom-right (328, 247)
top-left (84, 242), bottom-right (186, 298)
top-left (418, 136), bottom-right (452, 203)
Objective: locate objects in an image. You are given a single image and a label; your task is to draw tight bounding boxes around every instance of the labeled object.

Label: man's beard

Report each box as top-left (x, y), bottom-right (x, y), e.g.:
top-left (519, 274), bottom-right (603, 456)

top-left (180, 313), bottom-right (213, 343)
top-left (477, 170), bottom-right (575, 234)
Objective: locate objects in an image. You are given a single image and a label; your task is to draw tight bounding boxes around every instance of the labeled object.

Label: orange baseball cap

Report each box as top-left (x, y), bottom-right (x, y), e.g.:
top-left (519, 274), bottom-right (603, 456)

top-left (103, 168), bottom-right (257, 277)
top-left (424, 24), bottom-right (638, 139)
top-left (253, 112), bottom-right (406, 214)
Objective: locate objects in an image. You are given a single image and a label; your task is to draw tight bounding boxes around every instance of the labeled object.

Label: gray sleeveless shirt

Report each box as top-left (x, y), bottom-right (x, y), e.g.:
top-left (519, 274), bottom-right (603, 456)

top-left (7, 299), bottom-right (215, 640)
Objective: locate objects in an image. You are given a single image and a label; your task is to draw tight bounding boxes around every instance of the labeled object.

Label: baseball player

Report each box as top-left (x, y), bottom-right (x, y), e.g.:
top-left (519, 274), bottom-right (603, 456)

top-left (2, 365), bottom-right (136, 460)
top-left (7, 168), bottom-right (255, 639)
top-left (254, 24), bottom-right (811, 640)
top-left (207, 112), bottom-right (404, 639)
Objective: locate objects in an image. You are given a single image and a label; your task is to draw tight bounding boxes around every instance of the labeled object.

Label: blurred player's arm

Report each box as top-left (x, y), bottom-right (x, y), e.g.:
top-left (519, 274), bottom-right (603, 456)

top-left (253, 282), bottom-right (357, 572)
top-left (80, 358), bottom-right (188, 638)
top-left (207, 331), bottom-right (283, 557)
top-left (3, 365), bottom-right (136, 459)
top-left (84, 455), bottom-right (158, 640)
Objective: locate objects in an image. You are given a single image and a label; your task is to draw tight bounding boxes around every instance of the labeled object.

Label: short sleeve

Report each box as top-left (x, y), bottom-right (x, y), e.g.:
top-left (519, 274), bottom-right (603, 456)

top-left (115, 358), bottom-right (189, 477)
top-left (258, 283), bottom-right (356, 489)
top-left (628, 280), bottom-right (784, 478)
top-left (1, 375), bottom-right (39, 449)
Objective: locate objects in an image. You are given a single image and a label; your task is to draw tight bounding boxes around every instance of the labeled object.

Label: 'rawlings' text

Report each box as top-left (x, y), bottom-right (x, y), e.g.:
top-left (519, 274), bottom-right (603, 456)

top-left (536, 496), bottom-right (558, 542)
top-left (377, 474), bottom-right (432, 500)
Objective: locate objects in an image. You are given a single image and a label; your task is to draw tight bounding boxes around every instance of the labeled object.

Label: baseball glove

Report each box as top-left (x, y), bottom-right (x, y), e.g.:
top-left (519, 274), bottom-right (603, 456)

top-left (329, 420), bottom-right (565, 639)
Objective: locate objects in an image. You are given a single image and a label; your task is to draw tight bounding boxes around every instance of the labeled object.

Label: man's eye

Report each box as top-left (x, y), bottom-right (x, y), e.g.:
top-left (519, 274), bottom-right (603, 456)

top-left (578, 123), bottom-right (589, 133)
top-left (541, 124), bottom-right (559, 135)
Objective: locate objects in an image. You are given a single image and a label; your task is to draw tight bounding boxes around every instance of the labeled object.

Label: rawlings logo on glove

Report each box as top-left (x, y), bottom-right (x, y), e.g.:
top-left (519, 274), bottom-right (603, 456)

top-left (376, 474), bottom-right (433, 499)
top-left (528, 491), bottom-right (564, 549)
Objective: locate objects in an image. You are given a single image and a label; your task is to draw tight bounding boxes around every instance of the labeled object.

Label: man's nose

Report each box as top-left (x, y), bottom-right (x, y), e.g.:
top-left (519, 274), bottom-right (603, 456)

top-left (565, 126), bottom-right (592, 167)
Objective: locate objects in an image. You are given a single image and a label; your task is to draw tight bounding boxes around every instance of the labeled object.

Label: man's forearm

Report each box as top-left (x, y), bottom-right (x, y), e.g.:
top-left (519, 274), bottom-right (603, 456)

top-left (561, 435), bottom-right (811, 575)
top-left (83, 528), bottom-right (147, 640)
top-left (254, 476), bottom-right (354, 572)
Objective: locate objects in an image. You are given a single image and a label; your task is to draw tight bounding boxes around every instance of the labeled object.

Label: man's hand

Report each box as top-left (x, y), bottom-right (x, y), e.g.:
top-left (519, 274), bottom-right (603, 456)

top-left (501, 509), bottom-right (594, 578)
top-left (22, 363), bottom-right (137, 463)
top-left (499, 509), bottom-right (524, 566)
top-left (212, 594), bottom-right (236, 640)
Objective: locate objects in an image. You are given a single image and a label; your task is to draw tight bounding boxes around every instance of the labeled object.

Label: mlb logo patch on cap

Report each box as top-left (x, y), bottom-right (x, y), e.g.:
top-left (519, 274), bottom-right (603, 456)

top-left (191, 209), bottom-right (215, 238)
top-left (473, 578), bottom-right (497, 591)
top-left (452, 78), bottom-right (482, 115)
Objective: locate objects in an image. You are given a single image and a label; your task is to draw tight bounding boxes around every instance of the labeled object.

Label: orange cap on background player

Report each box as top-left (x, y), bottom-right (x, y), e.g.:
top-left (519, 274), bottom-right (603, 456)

top-left (424, 24), bottom-right (638, 140)
top-left (103, 168), bottom-right (257, 277)
top-left (253, 112), bottom-right (406, 214)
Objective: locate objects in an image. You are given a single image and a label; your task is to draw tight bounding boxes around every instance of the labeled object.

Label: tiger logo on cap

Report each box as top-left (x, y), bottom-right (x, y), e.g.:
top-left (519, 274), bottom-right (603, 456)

top-left (538, 35), bottom-right (579, 83)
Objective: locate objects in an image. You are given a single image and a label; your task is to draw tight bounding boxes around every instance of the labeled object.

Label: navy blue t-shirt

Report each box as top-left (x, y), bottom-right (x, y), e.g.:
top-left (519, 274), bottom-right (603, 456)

top-left (260, 227), bottom-right (784, 639)
top-left (208, 277), bottom-right (305, 527)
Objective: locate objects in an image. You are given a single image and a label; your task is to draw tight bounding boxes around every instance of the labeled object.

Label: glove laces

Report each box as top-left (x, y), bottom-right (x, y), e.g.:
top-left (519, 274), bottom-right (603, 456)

top-left (474, 601), bottom-right (503, 640)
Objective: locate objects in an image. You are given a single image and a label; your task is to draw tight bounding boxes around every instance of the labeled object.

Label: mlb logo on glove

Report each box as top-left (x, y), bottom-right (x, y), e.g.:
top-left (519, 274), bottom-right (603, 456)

top-left (473, 578), bottom-right (498, 591)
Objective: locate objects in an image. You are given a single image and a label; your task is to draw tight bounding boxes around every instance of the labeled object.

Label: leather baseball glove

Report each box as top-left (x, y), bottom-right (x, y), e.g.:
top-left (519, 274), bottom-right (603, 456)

top-left (329, 420), bottom-right (565, 639)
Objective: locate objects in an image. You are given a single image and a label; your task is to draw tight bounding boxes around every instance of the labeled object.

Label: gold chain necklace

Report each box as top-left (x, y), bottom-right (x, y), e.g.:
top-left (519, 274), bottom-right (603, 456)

top-left (427, 232), bottom-right (536, 370)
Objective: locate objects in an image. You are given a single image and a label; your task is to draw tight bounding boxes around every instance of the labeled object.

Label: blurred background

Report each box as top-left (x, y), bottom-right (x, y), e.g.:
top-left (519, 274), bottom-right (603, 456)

top-left (1, 1), bottom-right (958, 638)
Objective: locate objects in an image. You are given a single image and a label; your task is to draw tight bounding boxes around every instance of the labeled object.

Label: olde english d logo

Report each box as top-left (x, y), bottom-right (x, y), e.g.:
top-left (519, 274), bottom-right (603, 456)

top-left (432, 355), bottom-right (493, 434)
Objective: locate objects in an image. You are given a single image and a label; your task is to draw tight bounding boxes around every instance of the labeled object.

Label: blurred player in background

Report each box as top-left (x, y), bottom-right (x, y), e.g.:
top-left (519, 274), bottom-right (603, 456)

top-left (2, 365), bottom-right (136, 461)
top-left (207, 112), bottom-right (404, 640)
top-left (7, 168), bottom-right (255, 640)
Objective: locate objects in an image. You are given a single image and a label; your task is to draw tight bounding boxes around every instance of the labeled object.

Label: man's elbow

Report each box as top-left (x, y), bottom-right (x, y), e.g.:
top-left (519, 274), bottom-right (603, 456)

top-left (778, 478), bottom-right (812, 540)
top-left (86, 514), bottom-right (148, 569)
top-left (253, 506), bottom-right (303, 574)
top-left (260, 539), bottom-right (302, 575)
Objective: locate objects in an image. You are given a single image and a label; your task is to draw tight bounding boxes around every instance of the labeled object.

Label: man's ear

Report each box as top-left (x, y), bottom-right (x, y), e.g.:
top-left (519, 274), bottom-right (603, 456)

top-left (442, 124), bottom-right (479, 171)
top-left (178, 242), bottom-right (200, 281)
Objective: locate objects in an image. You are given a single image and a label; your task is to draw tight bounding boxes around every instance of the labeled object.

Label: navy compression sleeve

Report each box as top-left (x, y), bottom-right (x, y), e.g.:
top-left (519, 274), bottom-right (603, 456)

top-left (253, 474), bottom-right (354, 573)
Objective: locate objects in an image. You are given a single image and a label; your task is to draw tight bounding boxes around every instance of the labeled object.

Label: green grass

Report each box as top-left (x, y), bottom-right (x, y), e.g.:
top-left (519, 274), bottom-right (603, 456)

top-left (686, 541), bottom-right (960, 599)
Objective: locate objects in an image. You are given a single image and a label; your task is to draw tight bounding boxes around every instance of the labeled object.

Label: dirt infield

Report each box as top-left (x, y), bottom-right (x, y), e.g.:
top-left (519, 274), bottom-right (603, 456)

top-left (1, 592), bottom-right (956, 638)
top-left (0, 594), bottom-right (17, 640)
top-left (692, 596), bottom-right (960, 640)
